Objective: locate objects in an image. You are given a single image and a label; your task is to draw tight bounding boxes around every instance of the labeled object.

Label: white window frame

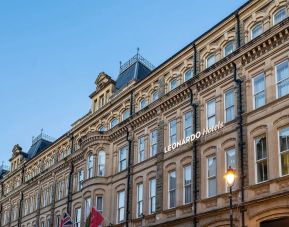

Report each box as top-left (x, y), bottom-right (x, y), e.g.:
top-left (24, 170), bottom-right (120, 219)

top-left (273, 7), bottom-right (287, 25)
top-left (150, 130), bottom-right (158, 157)
top-left (168, 170), bottom-right (176, 209)
top-left (251, 23), bottom-right (263, 40)
top-left (122, 109), bottom-right (130, 121)
top-left (275, 60), bottom-right (289, 99)
top-left (77, 169), bottom-right (84, 191)
top-left (170, 79), bottom-right (177, 90)
top-left (224, 89), bottom-right (235, 122)
top-left (206, 99), bottom-right (216, 128)
top-left (169, 119), bottom-right (177, 144)
top-left (278, 127), bottom-right (289, 176)
top-left (117, 190), bottom-right (125, 223)
top-left (254, 136), bottom-right (268, 183)
top-left (149, 178), bottom-right (156, 214)
top-left (138, 136), bottom-right (145, 163)
top-left (97, 151), bottom-right (105, 176)
top-left (152, 90), bottom-right (159, 102)
top-left (207, 156), bottom-right (217, 197)
top-left (74, 207), bottom-right (81, 227)
top-left (183, 165), bottom-right (192, 204)
top-left (96, 196), bottom-right (103, 213)
top-left (84, 197), bottom-right (91, 218)
top-left (183, 112), bottom-right (193, 138)
top-left (206, 53), bottom-right (216, 68)
top-left (224, 41), bottom-right (235, 57)
top-left (184, 69), bottom-right (193, 82)
top-left (87, 154), bottom-right (94, 179)
top-left (119, 147), bottom-right (127, 172)
top-left (139, 98), bottom-right (147, 110)
top-left (136, 183), bottom-right (143, 217)
top-left (252, 73), bottom-right (266, 109)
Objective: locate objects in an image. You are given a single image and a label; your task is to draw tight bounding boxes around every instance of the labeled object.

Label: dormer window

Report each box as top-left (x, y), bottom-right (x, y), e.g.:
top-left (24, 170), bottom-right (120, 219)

top-left (184, 69), bottom-right (192, 82)
top-left (122, 109), bottom-right (130, 121)
top-left (139, 99), bottom-right (147, 110)
top-left (206, 54), bottom-right (216, 68)
top-left (110, 118), bottom-right (119, 129)
top-left (152, 91), bottom-right (159, 102)
top-left (273, 7), bottom-right (287, 25)
top-left (99, 95), bottom-right (105, 108)
top-left (170, 79), bottom-right (177, 90)
top-left (251, 23), bottom-right (263, 40)
top-left (98, 125), bottom-right (106, 132)
top-left (224, 41), bottom-right (235, 57)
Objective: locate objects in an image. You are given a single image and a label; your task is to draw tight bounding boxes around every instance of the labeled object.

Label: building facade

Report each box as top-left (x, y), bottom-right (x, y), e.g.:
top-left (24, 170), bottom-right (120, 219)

top-left (1, 0), bottom-right (289, 226)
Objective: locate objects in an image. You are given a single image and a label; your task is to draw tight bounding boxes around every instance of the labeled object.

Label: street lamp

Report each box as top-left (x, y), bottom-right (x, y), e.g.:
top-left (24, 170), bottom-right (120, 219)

top-left (224, 166), bottom-right (236, 227)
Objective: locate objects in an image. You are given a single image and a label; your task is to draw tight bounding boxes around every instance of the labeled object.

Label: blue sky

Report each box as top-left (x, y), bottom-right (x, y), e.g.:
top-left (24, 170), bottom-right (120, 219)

top-left (0, 0), bottom-right (247, 164)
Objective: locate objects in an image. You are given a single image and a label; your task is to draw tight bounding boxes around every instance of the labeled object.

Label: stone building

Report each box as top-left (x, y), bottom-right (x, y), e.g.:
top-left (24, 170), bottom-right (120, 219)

top-left (1, 0), bottom-right (289, 226)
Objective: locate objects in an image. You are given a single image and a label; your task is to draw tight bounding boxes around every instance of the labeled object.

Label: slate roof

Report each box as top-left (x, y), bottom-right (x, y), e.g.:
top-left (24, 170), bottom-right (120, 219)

top-left (27, 138), bottom-right (53, 159)
top-left (116, 53), bottom-right (155, 90)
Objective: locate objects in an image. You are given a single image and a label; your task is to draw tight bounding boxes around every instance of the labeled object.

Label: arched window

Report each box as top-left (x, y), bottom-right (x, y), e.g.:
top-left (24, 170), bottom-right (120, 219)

top-left (87, 154), bottom-right (94, 178)
top-left (98, 151), bottom-right (105, 176)
top-left (122, 109), bottom-right (130, 121)
top-left (98, 125), bottom-right (106, 132)
top-left (184, 69), bottom-right (192, 82)
top-left (152, 91), bottom-right (159, 102)
top-left (224, 41), bottom-right (235, 57)
top-left (206, 53), bottom-right (216, 68)
top-left (273, 7), bottom-right (287, 25)
top-left (110, 118), bottom-right (118, 129)
top-left (251, 23), bottom-right (263, 39)
top-left (139, 98), bottom-right (147, 110)
top-left (170, 79), bottom-right (177, 90)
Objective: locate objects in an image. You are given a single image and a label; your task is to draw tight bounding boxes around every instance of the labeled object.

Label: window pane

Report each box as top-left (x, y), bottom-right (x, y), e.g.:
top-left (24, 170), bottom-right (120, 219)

top-left (225, 90), bottom-right (234, 122)
top-left (170, 120), bottom-right (177, 144)
top-left (256, 137), bottom-right (267, 160)
top-left (150, 130), bottom-right (158, 156)
top-left (207, 54), bottom-right (216, 68)
top-left (257, 161), bottom-right (268, 182)
top-left (280, 128), bottom-right (289, 152)
top-left (281, 152), bottom-right (289, 175)
top-left (184, 69), bottom-right (193, 81)
top-left (224, 41), bottom-right (234, 56)
top-left (111, 118), bottom-right (118, 128)
top-left (208, 157), bottom-right (216, 177)
top-left (184, 112), bottom-right (193, 137)
top-left (226, 148), bottom-right (236, 169)
top-left (208, 178), bottom-right (216, 197)
top-left (152, 91), bottom-right (159, 102)
top-left (251, 23), bottom-right (263, 39)
top-left (123, 110), bottom-right (130, 120)
top-left (276, 61), bottom-right (289, 98)
top-left (274, 8), bottom-right (286, 25)
top-left (138, 137), bottom-right (145, 162)
top-left (170, 79), bottom-right (177, 90)
top-left (207, 100), bottom-right (216, 117)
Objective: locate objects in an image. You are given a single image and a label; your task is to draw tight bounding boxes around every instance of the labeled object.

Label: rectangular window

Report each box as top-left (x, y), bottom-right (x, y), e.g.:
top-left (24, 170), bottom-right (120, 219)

top-left (149, 178), bottom-right (156, 214)
top-left (169, 119), bottom-right (177, 144)
top-left (136, 183), bottom-right (143, 217)
top-left (138, 136), bottom-right (145, 162)
top-left (276, 60), bottom-right (289, 98)
top-left (74, 208), bottom-right (81, 227)
top-left (255, 137), bottom-right (268, 183)
top-left (84, 197), bottom-right (91, 218)
top-left (150, 130), bottom-right (158, 157)
top-left (207, 99), bottom-right (216, 128)
top-left (279, 127), bottom-right (289, 176)
top-left (183, 165), bottom-right (192, 204)
top-left (253, 73), bottom-right (266, 109)
top-left (207, 156), bottom-right (217, 197)
top-left (96, 196), bottom-right (103, 213)
top-left (56, 215), bottom-right (60, 227)
top-left (119, 147), bottom-right (127, 172)
top-left (226, 148), bottom-right (236, 170)
top-left (168, 171), bottom-right (176, 208)
top-left (184, 112), bottom-right (193, 138)
top-left (224, 90), bottom-right (234, 122)
top-left (77, 170), bottom-right (84, 191)
top-left (117, 190), bottom-right (125, 223)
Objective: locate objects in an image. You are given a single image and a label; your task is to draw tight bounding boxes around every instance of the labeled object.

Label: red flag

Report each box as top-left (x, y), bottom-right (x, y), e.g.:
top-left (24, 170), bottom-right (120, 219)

top-left (90, 207), bottom-right (104, 226)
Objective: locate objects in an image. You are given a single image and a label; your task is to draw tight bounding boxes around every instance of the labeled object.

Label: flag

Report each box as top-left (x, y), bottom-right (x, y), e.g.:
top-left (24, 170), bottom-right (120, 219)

top-left (60, 212), bottom-right (74, 227)
top-left (85, 207), bottom-right (104, 227)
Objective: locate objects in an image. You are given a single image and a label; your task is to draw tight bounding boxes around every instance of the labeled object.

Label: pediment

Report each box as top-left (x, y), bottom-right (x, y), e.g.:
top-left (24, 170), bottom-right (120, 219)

top-left (95, 72), bottom-right (115, 88)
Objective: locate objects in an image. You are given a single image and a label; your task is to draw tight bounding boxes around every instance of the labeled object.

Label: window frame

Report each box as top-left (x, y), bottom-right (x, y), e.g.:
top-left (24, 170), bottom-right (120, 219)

top-left (118, 146), bottom-right (127, 172)
top-left (110, 118), bottom-right (119, 129)
top-left (184, 69), bottom-right (193, 82)
top-left (138, 136), bottom-right (145, 163)
top-left (278, 127), bottom-right (289, 176)
top-left (224, 89), bottom-right (235, 123)
top-left (97, 151), bottom-right (105, 176)
top-left (149, 178), bottom-right (156, 214)
top-left (273, 7), bottom-right (287, 25)
top-left (117, 190), bottom-right (125, 223)
top-left (168, 170), bottom-right (176, 209)
top-left (183, 165), bottom-right (192, 204)
top-left (275, 60), bottom-right (289, 99)
top-left (251, 23), bottom-right (263, 40)
top-left (183, 111), bottom-right (193, 138)
top-left (150, 129), bottom-right (158, 157)
top-left (169, 119), bottom-right (177, 144)
top-left (252, 73), bottom-right (266, 109)
top-left (206, 99), bottom-right (216, 128)
top-left (136, 183), bottom-right (144, 217)
top-left (87, 154), bottom-right (94, 179)
top-left (152, 90), bottom-right (159, 102)
top-left (122, 109), bottom-right (130, 121)
top-left (206, 53), bottom-right (216, 68)
top-left (207, 156), bottom-right (217, 197)
top-left (139, 98), bottom-right (147, 110)
top-left (96, 196), bottom-right (104, 213)
top-left (74, 207), bottom-right (81, 227)
top-left (254, 136), bottom-right (268, 183)
top-left (223, 41), bottom-right (235, 57)
top-left (170, 78), bottom-right (178, 90)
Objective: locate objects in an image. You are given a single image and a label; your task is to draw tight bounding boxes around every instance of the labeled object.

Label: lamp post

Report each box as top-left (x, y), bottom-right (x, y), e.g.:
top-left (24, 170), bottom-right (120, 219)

top-left (224, 166), bottom-right (236, 227)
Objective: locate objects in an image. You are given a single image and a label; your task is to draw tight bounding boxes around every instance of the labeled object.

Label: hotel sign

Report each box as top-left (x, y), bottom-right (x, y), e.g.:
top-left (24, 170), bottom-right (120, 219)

top-left (164, 121), bottom-right (224, 153)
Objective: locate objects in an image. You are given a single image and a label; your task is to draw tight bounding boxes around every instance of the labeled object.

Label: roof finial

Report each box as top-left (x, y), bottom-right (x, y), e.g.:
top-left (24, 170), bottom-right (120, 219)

top-left (137, 47), bottom-right (140, 57)
top-left (119, 61), bottom-right (122, 70)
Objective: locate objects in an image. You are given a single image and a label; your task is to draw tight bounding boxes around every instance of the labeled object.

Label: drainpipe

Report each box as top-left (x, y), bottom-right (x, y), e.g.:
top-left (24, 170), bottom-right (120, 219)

top-left (125, 128), bottom-right (133, 227)
top-left (130, 91), bottom-right (134, 116)
top-left (235, 11), bottom-right (241, 49)
top-left (232, 62), bottom-right (245, 227)
top-left (18, 192), bottom-right (23, 227)
top-left (193, 44), bottom-right (197, 76)
top-left (189, 88), bottom-right (198, 227)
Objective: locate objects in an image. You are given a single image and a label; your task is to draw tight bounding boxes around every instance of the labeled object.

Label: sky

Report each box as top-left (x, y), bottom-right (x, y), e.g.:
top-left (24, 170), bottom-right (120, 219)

top-left (0, 0), bottom-right (247, 165)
